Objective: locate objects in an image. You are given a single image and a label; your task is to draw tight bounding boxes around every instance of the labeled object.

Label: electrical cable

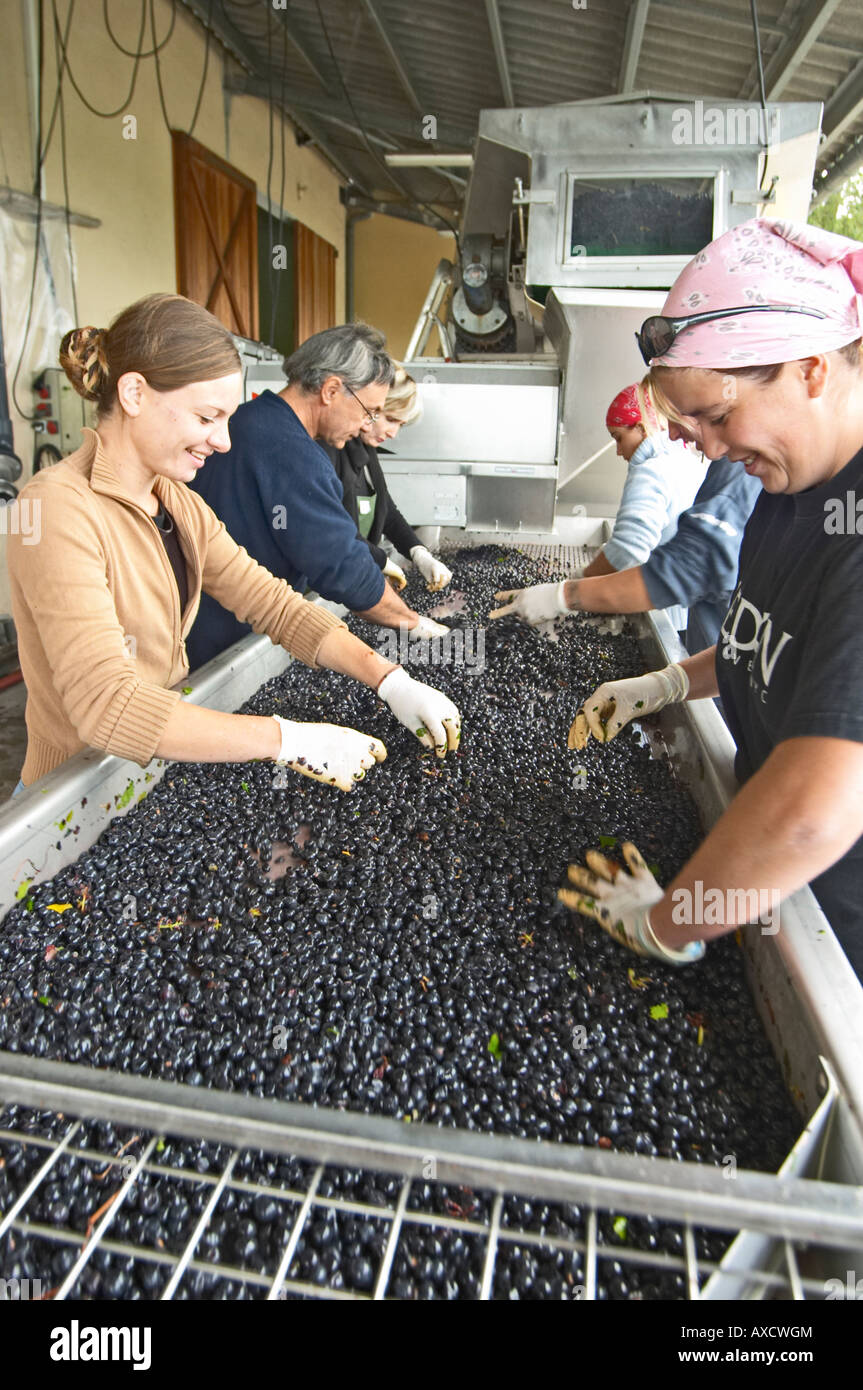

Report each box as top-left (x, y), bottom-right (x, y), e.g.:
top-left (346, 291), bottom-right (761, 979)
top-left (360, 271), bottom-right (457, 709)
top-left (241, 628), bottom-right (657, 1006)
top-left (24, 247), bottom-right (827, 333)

top-left (51, 0), bottom-right (147, 121)
top-left (149, 0), bottom-right (211, 137)
top-left (270, 24), bottom-right (289, 348)
top-left (35, 0), bottom-right (74, 168)
top-left (103, 0), bottom-right (175, 58)
top-left (186, 0), bottom-right (213, 138)
top-left (265, 5), bottom-right (275, 345)
top-left (311, 0), bottom-right (462, 253)
top-left (52, 1), bottom-right (79, 324)
top-left (749, 0), bottom-right (772, 199)
top-left (11, 0), bottom-right (47, 421)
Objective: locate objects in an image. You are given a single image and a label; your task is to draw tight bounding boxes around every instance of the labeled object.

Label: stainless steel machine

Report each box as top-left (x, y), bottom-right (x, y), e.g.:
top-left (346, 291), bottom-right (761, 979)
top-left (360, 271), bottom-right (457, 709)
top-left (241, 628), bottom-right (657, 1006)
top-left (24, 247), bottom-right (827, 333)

top-left (388, 96), bottom-right (823, 530)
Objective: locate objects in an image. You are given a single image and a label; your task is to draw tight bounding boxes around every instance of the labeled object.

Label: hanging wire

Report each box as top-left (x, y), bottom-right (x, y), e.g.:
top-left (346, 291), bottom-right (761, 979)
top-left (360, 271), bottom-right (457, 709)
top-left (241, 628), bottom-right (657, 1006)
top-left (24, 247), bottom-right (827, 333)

top-left (53, 4), bottom-right (79, 324)
top-left (270, 24), bottom-right (289, 349)
top-left (265, 4), bottom-right (275, 346)
top-left (11, 0), bottom-right (48, 420)
top-left (149, 0), bottom-right (212, 137)
top-left (749, 0), bottom-right (772, 198)
top-left (51, 0), bottom-right (147, 121)
top-left (103, 0), bottom-right (176, 58)
top-left (311, 0), bottom-right (462, 254)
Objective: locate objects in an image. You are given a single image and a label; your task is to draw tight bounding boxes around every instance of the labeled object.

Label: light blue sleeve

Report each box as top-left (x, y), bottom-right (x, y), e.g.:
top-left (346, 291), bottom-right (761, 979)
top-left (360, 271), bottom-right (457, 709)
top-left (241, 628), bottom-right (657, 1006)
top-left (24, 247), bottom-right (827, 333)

top-left (603, 435), bottom-right (678, 571)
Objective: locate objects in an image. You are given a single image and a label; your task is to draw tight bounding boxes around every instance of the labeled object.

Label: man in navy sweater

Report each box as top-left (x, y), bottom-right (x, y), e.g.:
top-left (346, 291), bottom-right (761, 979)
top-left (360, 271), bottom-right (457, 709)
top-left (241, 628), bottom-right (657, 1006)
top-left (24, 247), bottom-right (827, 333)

top-left (187, 325), bottom-right (436, 670)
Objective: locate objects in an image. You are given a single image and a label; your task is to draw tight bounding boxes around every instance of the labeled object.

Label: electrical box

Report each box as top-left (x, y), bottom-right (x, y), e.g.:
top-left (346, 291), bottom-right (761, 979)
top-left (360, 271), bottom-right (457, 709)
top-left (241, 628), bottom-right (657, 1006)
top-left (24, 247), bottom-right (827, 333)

top-left (32, 368), bottom-right (89, 460)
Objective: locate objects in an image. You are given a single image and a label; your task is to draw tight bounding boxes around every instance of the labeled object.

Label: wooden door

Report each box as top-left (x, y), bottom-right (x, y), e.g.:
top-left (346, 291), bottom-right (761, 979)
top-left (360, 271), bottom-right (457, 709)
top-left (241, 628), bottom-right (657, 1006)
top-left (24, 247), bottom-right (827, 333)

top-left (294, 222), bottom-right (336, 342)
top-left (172, 132), bottom-right (259, 340)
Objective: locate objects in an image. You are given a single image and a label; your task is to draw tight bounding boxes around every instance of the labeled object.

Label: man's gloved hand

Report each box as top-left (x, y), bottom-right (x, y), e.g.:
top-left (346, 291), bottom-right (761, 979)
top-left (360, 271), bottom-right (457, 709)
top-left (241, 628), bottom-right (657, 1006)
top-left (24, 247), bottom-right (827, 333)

top-left (410, 545), bottom-right (453, 592)
top-left (409, 614), bottom-right (451, 638)
top-left (558, 841), bottom-right (705, 965)
top-left (377, 666), bottom-right (461, 758)
top-left (383, 557), bottom-right (407, 591)
top-left (568, 663), bottom-right (689, 749)
top-left (272, 716), bottom-right (387, 792)
top-left (489, 581), bottom-right (572, 624)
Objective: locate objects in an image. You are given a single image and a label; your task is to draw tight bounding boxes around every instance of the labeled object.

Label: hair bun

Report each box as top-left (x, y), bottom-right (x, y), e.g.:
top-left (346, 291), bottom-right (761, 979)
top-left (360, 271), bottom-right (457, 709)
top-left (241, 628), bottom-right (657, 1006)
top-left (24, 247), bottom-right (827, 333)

top-left (59, 326), bottom-right (109, 401)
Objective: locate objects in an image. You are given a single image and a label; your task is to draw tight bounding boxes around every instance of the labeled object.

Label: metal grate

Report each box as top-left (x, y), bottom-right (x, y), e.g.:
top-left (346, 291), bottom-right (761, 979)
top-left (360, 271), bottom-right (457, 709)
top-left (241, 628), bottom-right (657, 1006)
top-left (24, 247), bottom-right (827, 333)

top-left (1, 1058), bottom-right (861, 1302)
top-left (438, 540), bottom-right (594, 577)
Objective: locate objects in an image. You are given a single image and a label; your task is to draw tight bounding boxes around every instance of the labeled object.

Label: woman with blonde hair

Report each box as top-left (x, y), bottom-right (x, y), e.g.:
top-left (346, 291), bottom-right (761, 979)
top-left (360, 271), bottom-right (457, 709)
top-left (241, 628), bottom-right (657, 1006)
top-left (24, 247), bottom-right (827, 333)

top-left (6, 295), bottom-right (460, 796)
top-left (323, 363), bottom-right (454, 598)
top-left (581, 374), bottom-right (706, 631)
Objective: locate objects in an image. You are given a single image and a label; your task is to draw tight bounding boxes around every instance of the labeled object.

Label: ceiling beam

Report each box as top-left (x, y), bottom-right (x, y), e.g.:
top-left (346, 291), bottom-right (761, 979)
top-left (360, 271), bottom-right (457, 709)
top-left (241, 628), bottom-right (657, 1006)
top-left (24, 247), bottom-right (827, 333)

top-left (358, 0), bottom-right (424, 114)
top-left (224, 77), bottom-right (474, 148)
top-left (177, 1), bottom-right (365, 188)
top-left (619, 0), bottom-right (650, 94)
top-left (821, 54), bottom-right (863, 153)
top-left (484, 0), bottom-right (514, 108)
top-left (345, 192), bottom-right (459, 231)
top-left (268, 8), bottom-right (329, 92)
top-left (762, 0), bottom-right (843, 101)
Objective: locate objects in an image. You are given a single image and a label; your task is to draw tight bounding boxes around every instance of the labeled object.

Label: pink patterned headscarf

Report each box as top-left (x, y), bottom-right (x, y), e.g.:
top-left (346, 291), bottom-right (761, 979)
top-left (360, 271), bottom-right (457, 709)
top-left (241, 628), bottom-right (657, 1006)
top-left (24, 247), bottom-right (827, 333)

top-left (650, 218), bottom-right (863, 369)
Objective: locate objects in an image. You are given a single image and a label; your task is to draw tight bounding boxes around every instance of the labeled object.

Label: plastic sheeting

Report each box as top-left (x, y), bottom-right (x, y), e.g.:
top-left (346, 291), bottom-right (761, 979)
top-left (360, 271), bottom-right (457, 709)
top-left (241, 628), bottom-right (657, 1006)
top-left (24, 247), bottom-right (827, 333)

top-left (0, 204), bottom-right (77, 616)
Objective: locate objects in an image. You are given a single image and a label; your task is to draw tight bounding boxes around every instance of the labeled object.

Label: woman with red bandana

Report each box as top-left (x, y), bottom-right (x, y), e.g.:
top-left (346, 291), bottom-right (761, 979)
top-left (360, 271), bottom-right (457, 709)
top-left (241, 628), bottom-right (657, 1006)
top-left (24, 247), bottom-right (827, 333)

top-left (582, 376), bottom-right (706, 632)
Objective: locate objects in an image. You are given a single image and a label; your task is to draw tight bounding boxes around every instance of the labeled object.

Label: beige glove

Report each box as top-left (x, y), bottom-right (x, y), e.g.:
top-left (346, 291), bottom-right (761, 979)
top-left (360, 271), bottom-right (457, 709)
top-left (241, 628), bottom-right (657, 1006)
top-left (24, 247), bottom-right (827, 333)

top-left (558, 842), bottom-right (705, 965)
top-left (568, 663), bottom-right (689, 748)
top-left (272, 716), bottom-right (387, 792)
top-left (383, 558), bottom-right (407, 591)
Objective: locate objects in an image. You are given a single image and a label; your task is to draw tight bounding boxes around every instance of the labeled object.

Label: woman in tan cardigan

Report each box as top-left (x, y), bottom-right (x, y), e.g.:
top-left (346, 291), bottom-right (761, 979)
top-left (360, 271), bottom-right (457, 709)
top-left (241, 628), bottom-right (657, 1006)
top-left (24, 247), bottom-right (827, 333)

top-left (7, 294), bottom-right (460, 792)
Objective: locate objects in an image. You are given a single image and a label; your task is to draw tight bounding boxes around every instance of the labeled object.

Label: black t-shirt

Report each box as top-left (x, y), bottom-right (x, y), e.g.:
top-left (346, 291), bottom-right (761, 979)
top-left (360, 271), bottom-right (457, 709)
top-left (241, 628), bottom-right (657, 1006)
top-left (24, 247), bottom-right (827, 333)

top-left (716, 445), bottom-right (863, 977)
top-left (153, 504), bottom-right (189, 616)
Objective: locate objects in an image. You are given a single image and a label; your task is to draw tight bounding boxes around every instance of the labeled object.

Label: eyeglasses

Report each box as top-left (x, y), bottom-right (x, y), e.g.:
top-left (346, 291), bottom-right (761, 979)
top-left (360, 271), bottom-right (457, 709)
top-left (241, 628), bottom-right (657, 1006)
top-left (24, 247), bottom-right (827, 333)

top-left (343, 382), bottom-right (380, 425)
top-left (635, 304), bottom-right (828, 366)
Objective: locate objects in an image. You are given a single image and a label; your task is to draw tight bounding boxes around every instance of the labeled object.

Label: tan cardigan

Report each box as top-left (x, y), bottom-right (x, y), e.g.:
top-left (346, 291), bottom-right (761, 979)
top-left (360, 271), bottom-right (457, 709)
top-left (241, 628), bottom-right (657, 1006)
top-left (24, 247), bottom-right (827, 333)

top-left (7, 429), bottom-right (345, 783)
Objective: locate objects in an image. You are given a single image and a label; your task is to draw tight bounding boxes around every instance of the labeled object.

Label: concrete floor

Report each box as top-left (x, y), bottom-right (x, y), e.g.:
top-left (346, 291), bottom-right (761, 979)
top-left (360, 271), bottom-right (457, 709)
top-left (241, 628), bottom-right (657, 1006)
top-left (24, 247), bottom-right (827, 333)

top-left (0, 681), bottom-right (27, 802)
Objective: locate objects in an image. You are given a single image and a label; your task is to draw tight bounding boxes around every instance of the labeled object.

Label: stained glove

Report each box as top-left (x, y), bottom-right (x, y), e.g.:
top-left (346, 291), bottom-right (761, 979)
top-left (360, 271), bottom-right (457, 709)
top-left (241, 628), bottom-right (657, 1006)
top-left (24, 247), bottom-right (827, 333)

top-left (377, 666), bottom-right (461, 758)
top-left (489, 582), bottom-right (571, 624)
top-left (410, 545), bottom-right (453, 592)
top-left (558, 841), bottom-right (705, 965)
top-left (568, 663), bottom-right (689, 749)
top-left (272, 716), bottom-right (387, 792)
top-left (409, 614), bottom-right (451, 638)
top-left (383, 557), bottom-right (407, 591)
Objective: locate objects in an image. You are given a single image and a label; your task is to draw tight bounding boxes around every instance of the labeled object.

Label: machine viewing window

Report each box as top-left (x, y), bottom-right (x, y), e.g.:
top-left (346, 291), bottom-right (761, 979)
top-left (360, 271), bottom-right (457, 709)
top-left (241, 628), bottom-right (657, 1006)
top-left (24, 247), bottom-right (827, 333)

top-left (568, 175), bottom-right (715, 259)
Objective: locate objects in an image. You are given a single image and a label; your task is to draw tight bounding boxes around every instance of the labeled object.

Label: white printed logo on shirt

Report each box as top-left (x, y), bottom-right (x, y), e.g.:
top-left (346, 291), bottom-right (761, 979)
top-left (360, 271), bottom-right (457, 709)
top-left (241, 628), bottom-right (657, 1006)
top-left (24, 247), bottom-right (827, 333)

top-left (720, 587), bottom-right (793, 696)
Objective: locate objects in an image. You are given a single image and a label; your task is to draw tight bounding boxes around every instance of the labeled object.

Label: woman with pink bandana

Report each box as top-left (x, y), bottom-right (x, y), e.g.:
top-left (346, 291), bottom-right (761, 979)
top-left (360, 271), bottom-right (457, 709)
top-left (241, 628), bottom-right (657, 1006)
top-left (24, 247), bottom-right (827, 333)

top-left (557, 217), bottom-right (863, 979)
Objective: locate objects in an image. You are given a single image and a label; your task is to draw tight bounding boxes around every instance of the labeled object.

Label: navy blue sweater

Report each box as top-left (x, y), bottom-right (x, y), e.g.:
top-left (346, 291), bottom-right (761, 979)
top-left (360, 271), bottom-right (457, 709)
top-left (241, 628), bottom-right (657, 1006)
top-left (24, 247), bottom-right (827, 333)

top-left (642, 456), bottom-right (762, 652)
top-left (187, 391), bottom-right (386, 669)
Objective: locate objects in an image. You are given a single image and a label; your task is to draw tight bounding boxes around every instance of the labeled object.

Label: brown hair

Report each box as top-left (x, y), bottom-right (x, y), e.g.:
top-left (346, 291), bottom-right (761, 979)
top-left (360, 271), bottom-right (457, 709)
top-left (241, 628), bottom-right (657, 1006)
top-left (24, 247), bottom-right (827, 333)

top-left (60, 293), bottom-right (241, 416)
top-left (652, 338), bottom-right (863, 390)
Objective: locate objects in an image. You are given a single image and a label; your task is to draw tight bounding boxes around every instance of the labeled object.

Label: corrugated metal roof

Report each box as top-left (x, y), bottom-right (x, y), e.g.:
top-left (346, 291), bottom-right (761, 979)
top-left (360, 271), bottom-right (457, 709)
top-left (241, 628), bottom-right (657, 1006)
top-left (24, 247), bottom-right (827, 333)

top-left (182, 0), bottom-right (863, 218)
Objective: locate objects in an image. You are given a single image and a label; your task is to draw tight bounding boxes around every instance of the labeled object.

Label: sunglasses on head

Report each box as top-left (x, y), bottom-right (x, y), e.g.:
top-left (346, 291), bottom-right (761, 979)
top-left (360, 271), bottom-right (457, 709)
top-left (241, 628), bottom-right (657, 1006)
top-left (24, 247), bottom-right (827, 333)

top-left (635, 304), bottom-right (828, 366)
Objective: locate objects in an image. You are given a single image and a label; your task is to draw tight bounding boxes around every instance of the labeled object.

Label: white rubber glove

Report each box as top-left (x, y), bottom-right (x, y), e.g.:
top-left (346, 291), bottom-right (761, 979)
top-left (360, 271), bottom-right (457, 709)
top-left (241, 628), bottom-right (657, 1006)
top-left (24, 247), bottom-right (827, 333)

top-left (489, 581), bottom-right (571, 624)
top-left (272, 716), bottom-right (387, 792)
top-left (377, 667), bottom-right (461, 758)
top-left (409, 614), bottom-right (451, 638)
top-left (383, 557), bottom-right (407, 591)
top-left (410, 545), bottom-right (453, 592)
top-left (558, 842), bottom-right (705, 965)
top-left (568, 663), bottom-right (689, 748)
